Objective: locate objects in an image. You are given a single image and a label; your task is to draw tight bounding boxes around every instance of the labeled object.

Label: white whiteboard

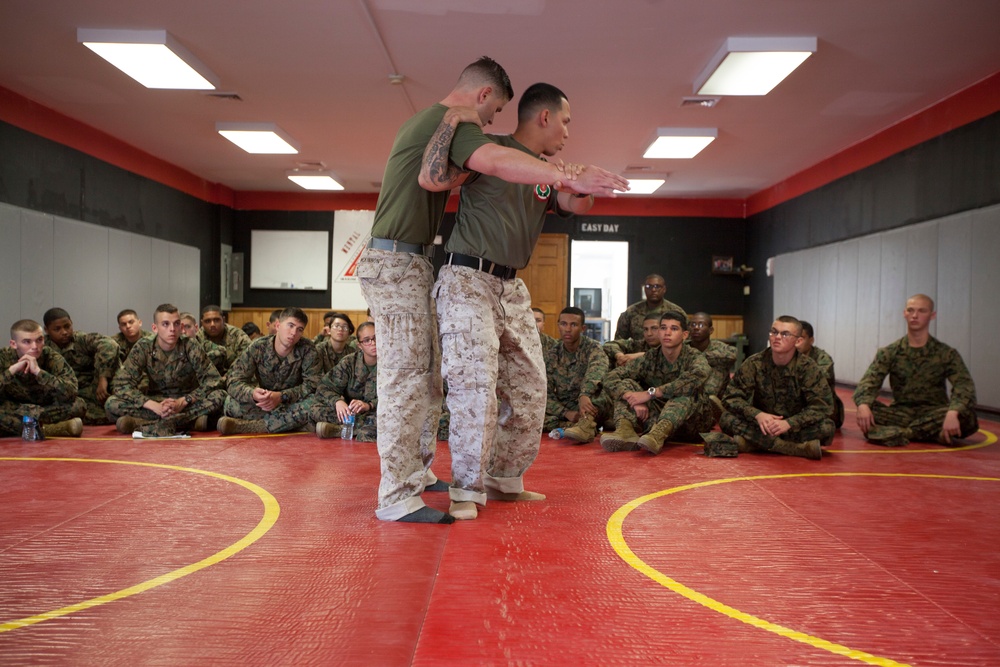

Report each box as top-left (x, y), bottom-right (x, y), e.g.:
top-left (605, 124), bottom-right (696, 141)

top-left (250, 229), bottom-right (329, 290)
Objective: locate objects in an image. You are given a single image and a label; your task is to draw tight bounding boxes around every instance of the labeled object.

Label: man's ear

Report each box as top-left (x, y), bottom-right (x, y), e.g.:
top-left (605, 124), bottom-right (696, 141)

top-left (477, 86), bottom-right (493, 104)
top-left (538, 108), bottom-right (550, 127)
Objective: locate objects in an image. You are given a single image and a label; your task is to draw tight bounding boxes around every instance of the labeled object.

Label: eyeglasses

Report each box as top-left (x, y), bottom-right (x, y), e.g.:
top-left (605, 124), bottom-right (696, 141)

top-left (768, 328), bottom-right (800, 339)
top-left (359, 336), bottom-right (376, 345)
top-left (689, 322), bottom-right (709, 329)
top-left (330, 324), bottom-right (350, 332)
top-left (644, 284), bottom-right (666, 290)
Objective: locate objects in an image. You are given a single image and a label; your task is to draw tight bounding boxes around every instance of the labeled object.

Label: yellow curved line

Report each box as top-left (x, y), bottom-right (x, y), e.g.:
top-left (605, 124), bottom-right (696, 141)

top-left (607, 472), bottom-right (1000, 667)
top-left (681, 428), bottom-right (996, 454)
top-left (0, 457), bottom-right (280, 633)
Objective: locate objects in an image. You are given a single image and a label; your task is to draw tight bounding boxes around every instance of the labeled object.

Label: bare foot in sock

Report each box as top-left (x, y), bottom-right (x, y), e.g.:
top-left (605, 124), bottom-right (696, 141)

top-left (397, 507), bottom-right (455, 524)
top-left (448, 501), bottom-right (478, 520)
top-left (486, 489), bottom-right (546, 502)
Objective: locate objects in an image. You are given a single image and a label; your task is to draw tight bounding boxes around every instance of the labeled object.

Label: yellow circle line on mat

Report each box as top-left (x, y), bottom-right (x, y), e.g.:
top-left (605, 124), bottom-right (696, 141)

top-left (607, 472), bottom-right (1000, 667)
top-left (681, 428), bottom-right (996, 454)
top-left (0, 457), bottom-right (280, 633)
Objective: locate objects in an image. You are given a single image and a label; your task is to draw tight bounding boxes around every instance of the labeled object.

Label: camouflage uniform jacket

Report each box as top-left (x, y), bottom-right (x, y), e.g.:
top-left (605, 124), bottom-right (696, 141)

top-left (113, 331), bottom-right (155, 364)
top-left (539, 332), bottom-right (558, 356)
top-left (603, 337), bottom-right (657, 364)
top-left (186, 335), bottom-right (228, 374)
top-left (723, 349), bottom-right (831, 431)
top-left (316, 352), bottom-right (378, 409)
top-left (692, 339), bottom-right (737, 396)
top-left (112, 336), bottom-right (223, 403)
top-left (606, 343), bottom-right (709, 401)
top-left (852, 336), bottom-right (976, 412)
top-left (614, 298), bottom-right (686, 341)
top-left (316, 338), bottom-right (359, 373)
top-left (544, 335), bottom-right (608, 418)
top-left (0, 347), bottom-right (78, 405)
top-left (805, 346), bottom-right (836, 387)
top-left (197, 324), bottom-right (251, 371)
top-left (227, 335), bottom-right (321, 405)
top-left (45, 331), bottom-right (119, 385)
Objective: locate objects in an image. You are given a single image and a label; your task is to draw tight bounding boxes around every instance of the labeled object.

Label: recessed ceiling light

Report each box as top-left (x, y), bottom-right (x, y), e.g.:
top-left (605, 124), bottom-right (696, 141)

top-left (77, 29), bottom-right (218, 90)
top-left (695, 37), bottom-right (817, 96)
top-left (618, 178), bottom-right (666, 195)
top-left (287, 171), bottom-right (344, 191)
top-left (643, 128), bottom-right (717, 159)
top-left (216, 122), bottom-right (299, 154)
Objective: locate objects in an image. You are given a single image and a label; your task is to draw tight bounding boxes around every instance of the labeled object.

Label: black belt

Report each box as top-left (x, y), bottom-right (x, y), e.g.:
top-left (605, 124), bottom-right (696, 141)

top-left (447, 252), bottom-right (517, 280)
top-left (368, 237), bottom-right (435, 257)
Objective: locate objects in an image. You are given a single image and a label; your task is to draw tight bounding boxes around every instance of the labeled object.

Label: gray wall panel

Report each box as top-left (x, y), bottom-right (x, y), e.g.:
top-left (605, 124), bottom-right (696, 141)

top-left (53, 219), bottom-right (109, 335)
top-left (20, 209), bottom-right (54, 321)
top-left (169, 242), bottom-right (201, 317)
top-left (798, 247), bottom-right (820, 327)
top-left (107, 230), bottom-right (154, 334)
top-left (936, 212), bottom-right (972, 364)
top-left (834, 239), bottom-right (859, 381)
top-left (878, 230), bottom-right (907, 348)
top-left (854, 237), bottom-right (882, 383)
top-left (0, 204), bottom-right (22, 331)
top-left (971, 207), bottom-right (1000, 409)
top-left (904, 222), bottom-right (939, 338)
top-left (150, 239), bottom-right (172, 309)
top-left (815, 244), bottom-right (839, 350)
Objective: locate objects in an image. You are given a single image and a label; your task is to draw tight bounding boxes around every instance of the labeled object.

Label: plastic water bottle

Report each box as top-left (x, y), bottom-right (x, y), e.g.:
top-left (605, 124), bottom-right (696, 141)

top-left (21, 415), bottom-right (44, 441)
top-left (549, 427), bottom-right (564, 440)
top-left (342, 414), bottom-right (355, 441)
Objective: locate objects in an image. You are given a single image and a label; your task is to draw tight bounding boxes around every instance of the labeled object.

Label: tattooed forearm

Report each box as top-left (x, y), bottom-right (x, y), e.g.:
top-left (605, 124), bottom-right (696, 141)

top-left (422, 121), bottom-right (466, 187)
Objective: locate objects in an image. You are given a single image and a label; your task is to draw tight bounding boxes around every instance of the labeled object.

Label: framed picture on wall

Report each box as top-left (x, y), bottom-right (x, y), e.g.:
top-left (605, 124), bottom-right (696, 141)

top-left (712, 255), bottom-right (734, 274)
top-left (573, 288), bottom-right (602, 317)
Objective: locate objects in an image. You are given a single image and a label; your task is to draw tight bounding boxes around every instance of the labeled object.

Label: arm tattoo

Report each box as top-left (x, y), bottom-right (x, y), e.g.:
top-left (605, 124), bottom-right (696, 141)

top-left (423, 121), bottom-right (467, 187)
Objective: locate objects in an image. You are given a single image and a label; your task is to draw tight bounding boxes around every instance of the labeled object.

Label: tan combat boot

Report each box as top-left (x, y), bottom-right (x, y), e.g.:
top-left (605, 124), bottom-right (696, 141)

top-left (42, 418), bottom-right (83, 438)
top-left (217, 417), bottom-right (267, 435)
top-left (771, 437), bottom-right (822, 460)
top-left (562, 415), bottom-right (597, 444)
top-left (315, 422), bottom-right (342, 439)
top-left (636, 420), bottom-right (674, 455)
top-left (600, 420), bottom-right (640, 452)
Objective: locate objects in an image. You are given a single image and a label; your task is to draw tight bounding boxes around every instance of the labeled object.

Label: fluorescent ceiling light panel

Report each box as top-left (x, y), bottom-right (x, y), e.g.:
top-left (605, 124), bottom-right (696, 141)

top-left (287, 171), bottom-right (345, 191)
top-left (78, 28), bottom-right (218, 90)
top-left (217, 122), bottom-right (300, 154)
top-left (695, 37), bottom-right (816, 96)
top-left (618, 178), bottom-right (665, 195)
top-left (643, 128), bottom-right (717, 159)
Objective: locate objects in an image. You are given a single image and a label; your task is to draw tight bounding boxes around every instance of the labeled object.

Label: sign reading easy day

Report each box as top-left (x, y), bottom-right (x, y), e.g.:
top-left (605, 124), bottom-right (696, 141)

top-left (578, 222), bottom-right (620, 234)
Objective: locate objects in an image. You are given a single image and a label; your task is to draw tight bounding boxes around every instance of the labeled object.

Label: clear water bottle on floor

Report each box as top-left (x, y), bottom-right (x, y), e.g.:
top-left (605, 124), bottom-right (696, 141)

top-left (342, 414), bottom-right (355, 441)
top-left (21, 415), bottom-right (44, 441)
top-left (549, 427), bottom-right (564, 440)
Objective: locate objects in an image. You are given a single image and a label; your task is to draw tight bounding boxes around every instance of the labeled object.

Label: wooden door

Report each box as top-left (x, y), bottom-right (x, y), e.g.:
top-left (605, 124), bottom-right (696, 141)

top-left (519, 233), bottom-right (568, 338)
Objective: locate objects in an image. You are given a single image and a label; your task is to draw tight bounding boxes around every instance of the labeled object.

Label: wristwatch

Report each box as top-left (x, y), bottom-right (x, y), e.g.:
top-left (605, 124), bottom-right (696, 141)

top-left (647, 386), bottom-right (657, 397)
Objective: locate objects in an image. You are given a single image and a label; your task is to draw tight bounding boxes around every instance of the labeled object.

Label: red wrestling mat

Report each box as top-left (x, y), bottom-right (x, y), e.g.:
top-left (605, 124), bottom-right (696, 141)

top-left (1, 388), bottom-right (997, 666)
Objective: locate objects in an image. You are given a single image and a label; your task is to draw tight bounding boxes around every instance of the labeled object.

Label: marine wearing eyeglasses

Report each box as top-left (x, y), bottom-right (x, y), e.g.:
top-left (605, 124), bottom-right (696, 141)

top-left (315, 313), bottom-right (359, 373)
top-left (311, 321), bottom-right (379, 441)
top-left (613, 274), bottom-right (686, 342)
top-left (714, 315), bottom-right (834, 460)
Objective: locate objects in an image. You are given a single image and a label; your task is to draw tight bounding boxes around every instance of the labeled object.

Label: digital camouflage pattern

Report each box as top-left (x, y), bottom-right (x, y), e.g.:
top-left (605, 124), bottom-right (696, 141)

top-left (357, 248), bottom-right (442, 520)
top-left (188, 335), bottom-right (228, 376)
top-left (613, 298), bottom-right (686, 341)
top-left (113, 331), bottom-right (155, 364)
top-left (720, 348), bottom-right (834, 448)
top-left (316, 338), bottom-right (359, 373)
top-left (605, 343), bottom-right (713, 440)
top-left (197, 324), bottom-right (251, 374)
top-left (602, 336), bottom-right (658, 366)
top-left (436, 266), bottom-right (546, 504)
top-left (538, 332), bottom-right (558, 356)
top-left (852, 336), bottom-right (978, 440)
top-left (0, 346), bottom-right (84, 435)
top-left (45, 331), bottom-right (119, 424)
top-left (698, 338), bottom-right (737, 398)
top-left (805, 345), bottom-right (845, 428)
top-left (310, 351), bottom-right (379, 442)
top-left (106, 336), bottom-right (225, 435)
top-left (224, 335), bottom-right (321, 433)
top-left (543, 335), bottom-right (611, 431)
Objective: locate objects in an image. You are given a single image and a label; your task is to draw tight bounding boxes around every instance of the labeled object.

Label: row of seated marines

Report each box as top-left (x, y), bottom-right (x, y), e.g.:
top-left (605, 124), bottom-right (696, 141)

top-left (1, 292), bottom-right (980, 457)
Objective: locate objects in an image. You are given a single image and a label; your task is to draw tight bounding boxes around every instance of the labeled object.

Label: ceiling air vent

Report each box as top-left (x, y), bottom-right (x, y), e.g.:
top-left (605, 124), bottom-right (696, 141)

top-left (203, 91), bottom-right (243, 101)
top-left (680, 96), bottom-right (719, 108)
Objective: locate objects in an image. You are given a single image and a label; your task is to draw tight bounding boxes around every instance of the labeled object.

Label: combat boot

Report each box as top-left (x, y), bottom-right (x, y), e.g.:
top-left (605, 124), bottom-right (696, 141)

top-left (315, 422), bottom-right (342, 439)
top-left (191, 415), bottom-right (209, 432)
top-left (600, 420), bottom-right (640, 452)
top-left (867, 425), bottom-right (910, 447)
top-left (217, 417), bottom-right (267, 435)
top-left (562, 415), bottom-right (597, 444)
top-left (42, 418), bottom-right (83, 438)
top-left (708, 395), bottom-right (724, 423)
top-left (771, 437), bottom-right (822, 460)
top-left (733, 435), bottom-right (753, 453)
top-left (636, 420), bottom-right (674, 455)
top-left (116, 415), bottom-right (149, 434)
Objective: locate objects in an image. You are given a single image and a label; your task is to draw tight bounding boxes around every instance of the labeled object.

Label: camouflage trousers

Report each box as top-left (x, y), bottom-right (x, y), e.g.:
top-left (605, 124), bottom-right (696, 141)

top-left (357, 247), bottom-right (442, 520)
top-left (105, 390), bottom-right (226, 435)
top-left (0, 398), bottom-right (86, 436)
top-left (309, 403), bottom-right (378, 442)
top-left (720, 411), bottom-right (835, 449)
top-left (78, 381), bottom-right (112, 425)
top-left (224, 394), bottom-right (317, 433)
top-left (435, 266), bottom-right (546, 505)
top-left (870, 402), bottom-right (979, 441)
top-left (543, 391), bottom-right (613, 432)
top-left (611, 380), bottom-right (715, 442)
